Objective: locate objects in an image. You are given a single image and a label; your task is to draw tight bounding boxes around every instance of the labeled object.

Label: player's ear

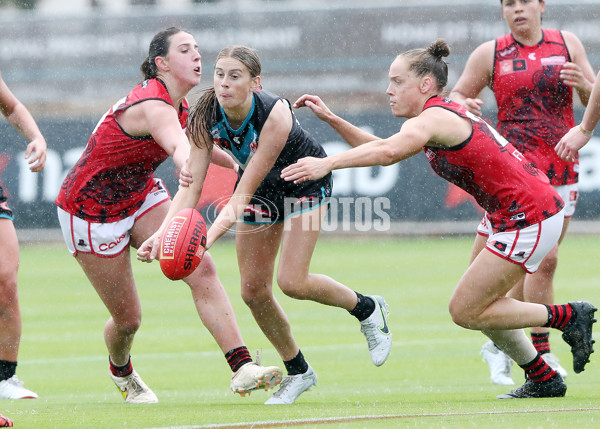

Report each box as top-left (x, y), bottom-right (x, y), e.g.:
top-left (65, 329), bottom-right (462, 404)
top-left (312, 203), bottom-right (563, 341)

top-left (155, 56), bottom-right (169, 72)
top-left (252, 76), bottom-right (262, 91)
top-left (419, 76), bottom-right (433, 94)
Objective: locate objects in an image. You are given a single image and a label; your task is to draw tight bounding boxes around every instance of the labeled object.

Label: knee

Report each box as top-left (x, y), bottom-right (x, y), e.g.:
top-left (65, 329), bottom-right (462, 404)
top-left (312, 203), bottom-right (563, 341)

top-left (0, 275), bottom-right (18, 317)
top-left (240, 280), bottom-right (273, 308)
top-left (448, 298), bottom-right (477, 329)
top-left (194, 252), bottom-right (218, 278)
top-left (276, 272), bottom-right (307, 300)
top-left (538, 250), bottom-right (559, 276)
top-left (116, 318), bottom-right (141, 336)
top-left (0, 268), bottom-right (18, 298)
top-left (111, 312), bottom-right (142, 335)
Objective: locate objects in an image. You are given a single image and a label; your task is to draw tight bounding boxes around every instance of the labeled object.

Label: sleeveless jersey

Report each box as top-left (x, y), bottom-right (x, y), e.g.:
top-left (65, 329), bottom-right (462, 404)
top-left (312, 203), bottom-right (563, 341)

top-left (492, 29), bottom-right (577, 185)
top-left (422, 97), bottom-right (564, 232)
top-left (210, 90), bottom-right (326, 172)
top-left (56, 78), bottom-right (188, 222)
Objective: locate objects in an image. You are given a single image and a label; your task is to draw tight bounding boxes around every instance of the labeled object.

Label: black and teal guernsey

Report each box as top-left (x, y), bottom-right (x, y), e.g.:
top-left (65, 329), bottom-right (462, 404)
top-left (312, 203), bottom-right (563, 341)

top-left (210, 89), bottom-right (332, 223)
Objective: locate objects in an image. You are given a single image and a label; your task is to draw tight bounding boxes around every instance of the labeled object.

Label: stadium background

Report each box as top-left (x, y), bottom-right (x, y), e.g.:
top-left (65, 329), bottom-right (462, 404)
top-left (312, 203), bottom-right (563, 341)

top-left (1, 0), bottom-right (600, 232)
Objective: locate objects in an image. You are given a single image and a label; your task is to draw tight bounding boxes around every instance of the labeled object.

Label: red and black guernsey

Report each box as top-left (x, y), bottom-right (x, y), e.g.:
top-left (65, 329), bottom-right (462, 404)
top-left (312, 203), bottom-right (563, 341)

top-left (493, 29), bottom-right (577, 186)
top-left (422, 96), bottom-right (564, 233)
top-left (56, 78), bottom-right (188, 223)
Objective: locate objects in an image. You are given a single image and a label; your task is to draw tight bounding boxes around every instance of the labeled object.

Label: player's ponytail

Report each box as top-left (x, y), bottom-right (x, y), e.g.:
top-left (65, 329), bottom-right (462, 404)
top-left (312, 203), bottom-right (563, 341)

top-left (399, 38), bottom-right (450, 91)
top-left (188, 87), bottom-right (217, 150)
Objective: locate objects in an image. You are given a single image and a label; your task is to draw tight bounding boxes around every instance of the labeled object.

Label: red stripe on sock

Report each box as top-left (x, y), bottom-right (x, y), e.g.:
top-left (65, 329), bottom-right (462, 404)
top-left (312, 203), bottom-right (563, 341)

top-left (522, 356), bottom-right (556, 382)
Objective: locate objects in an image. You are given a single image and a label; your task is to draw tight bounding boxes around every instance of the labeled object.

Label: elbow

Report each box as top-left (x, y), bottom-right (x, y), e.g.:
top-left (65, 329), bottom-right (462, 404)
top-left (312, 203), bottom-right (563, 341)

top-left (380, 146), bottom-right (403, 166)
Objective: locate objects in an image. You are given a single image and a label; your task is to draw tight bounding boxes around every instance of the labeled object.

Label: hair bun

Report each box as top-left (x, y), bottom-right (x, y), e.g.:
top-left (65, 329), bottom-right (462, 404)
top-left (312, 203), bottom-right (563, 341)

top-left (429, 38), bottom-right (450, 59)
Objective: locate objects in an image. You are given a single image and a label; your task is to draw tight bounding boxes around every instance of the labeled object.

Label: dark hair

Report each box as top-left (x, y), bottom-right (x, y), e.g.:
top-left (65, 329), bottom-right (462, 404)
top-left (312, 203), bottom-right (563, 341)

top-left (188, 45), bottom-right (262, 149)
top-left (399, 38), bottom-right (450, 90)
top-left (140, 27), bottom-right (188, 80)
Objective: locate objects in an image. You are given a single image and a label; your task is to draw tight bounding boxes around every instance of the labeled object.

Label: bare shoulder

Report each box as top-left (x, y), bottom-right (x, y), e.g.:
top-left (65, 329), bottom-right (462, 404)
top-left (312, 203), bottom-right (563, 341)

top-left (264, 98), bottom-right (293, 131)
top-left (561, 30), bottom-right (586, 54)
top-left (468, 40), bottom-right (495, 62)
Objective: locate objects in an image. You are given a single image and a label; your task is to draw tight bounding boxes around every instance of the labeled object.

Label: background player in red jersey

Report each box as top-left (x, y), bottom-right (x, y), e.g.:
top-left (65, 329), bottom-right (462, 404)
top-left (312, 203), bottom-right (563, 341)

top-left (450, 0), bottom-right (595, 385)
top-left (0, 67), bottom-right (46, 400)
top-left (55, 28), bottom-right (281, 403)
top-left (281, 39), bottom-right (596, 399)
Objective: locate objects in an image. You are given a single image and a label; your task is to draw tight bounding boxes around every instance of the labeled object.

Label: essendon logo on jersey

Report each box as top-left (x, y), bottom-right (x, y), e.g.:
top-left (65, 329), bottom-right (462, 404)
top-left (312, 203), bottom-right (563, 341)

top-left (498, 45), bottom-right (517, 59)
top-left (492, 241), bottom-right (507, 252)
top-left (499, 59), bottom-right (527, 75)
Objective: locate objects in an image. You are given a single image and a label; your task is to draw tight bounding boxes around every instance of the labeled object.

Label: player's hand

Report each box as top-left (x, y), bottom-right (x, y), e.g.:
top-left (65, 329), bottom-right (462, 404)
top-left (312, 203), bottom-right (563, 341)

top-left (179, 166), bottom-right (193, 188)
top-left (293, 94), bottom-right (334, 122)
top-left (555, 125), bottom-right (590, 162)
top-left (560, 62), bottom-right (588, 91)
top-left (280, 156), bottom-right (331, 184)
top-left (462, 98), bottom-right (483, 117)
top-left (137, 231), bottom-right (161, 262)
top-left (25, 137), bottom-right (47, 172)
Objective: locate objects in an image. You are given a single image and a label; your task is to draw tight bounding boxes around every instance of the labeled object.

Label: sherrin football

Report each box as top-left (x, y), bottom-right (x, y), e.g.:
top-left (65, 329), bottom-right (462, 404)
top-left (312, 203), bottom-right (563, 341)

top-left (159, 208), bottom-right (207, 281)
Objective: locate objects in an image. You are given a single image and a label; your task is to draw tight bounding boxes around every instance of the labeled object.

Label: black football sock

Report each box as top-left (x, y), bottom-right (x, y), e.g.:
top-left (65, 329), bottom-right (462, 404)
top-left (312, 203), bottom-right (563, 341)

top-left (531, 332), bottom-right (551, 355)
top-left (225, 346), bottom-right (252, 372)
top-left (543, 304), bottom-right (574, 330)
top-left (0, 360), bottom-right (17, 382)
top-left (520, 353), bottom-right (557, 383)
top-left (349, 292), bottom-right (376, 322)
top-left (109, 356), bottom-right (133, 378)
top-left (284, 350), bottom-right (309, 376)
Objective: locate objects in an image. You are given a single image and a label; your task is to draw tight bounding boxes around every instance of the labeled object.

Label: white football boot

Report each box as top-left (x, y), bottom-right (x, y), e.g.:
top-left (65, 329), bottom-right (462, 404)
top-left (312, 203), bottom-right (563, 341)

top-left (0, 375), bottom-right (38, 399)
top-left (110, 369), bottom-right (158, 404)
top-left (230, 362), bottom-right (283, 397)
top-left (360, 295), bottom-right (392, 366)
top-left (481, 341), bottom-right (515, 385)
top-left (264, 364), bottom-right (317, 405)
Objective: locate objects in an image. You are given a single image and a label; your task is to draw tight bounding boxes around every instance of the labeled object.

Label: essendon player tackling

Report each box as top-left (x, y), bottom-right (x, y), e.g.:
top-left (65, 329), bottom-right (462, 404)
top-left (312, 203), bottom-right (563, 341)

top-left (282, 39), bottom-right (596, 399)
top-left (55, 27), bottom-right (282, 404)
top-left (450, 0), bottom-right (595, 385)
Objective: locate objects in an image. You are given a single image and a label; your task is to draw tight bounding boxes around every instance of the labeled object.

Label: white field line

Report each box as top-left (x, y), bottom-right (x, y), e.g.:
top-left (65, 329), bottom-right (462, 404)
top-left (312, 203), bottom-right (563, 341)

top-left (150, 408), bottom-right (600, 429)
top-left (21, 339), bottom-right (467, 365)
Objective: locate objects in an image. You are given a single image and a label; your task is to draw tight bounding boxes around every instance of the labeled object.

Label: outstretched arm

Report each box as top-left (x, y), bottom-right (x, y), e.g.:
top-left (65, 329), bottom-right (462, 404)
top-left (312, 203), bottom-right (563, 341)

top-left (281, 117), bottom-right (430, 184)
top-left (556, 69), bottom-right (600, 162)
top-left (0, 72), bottom-right (47, 172)
top-left (294, 94), bottom-right (379, 147)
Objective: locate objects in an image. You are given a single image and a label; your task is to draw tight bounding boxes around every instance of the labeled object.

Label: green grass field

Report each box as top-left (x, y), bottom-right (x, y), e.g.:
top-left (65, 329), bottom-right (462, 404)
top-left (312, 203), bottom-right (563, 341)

top-left (3, 233), bottom-right (600, 428)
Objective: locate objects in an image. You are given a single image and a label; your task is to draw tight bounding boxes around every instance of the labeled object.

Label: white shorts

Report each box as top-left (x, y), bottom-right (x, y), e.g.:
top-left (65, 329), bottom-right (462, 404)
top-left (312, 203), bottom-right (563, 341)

top-left (554, 183), bottom-right (578, 218)
top-left (57, 178), bottom-right (170, 258)
top-left (476, 209), bottom-right (565, 274)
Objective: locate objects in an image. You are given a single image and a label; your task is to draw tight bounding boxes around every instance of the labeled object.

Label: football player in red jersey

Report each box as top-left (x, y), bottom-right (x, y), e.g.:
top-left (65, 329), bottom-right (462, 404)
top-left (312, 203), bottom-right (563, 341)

top-left (450, 0), bottom-right (595, 384)
top-left (0, 67), bottom-right (46, 400)
top-left (56, 28), bottom-right (282, 403)
top-left (281, 39), bottom-right (596, 399)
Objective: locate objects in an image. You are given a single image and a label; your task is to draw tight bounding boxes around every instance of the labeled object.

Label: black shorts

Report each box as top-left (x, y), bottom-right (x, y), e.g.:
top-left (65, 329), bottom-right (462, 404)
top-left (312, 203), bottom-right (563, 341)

top-left (0, 185), bottom-right (13, 220)
top-left (239, 169), bottom-right (333, 224)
